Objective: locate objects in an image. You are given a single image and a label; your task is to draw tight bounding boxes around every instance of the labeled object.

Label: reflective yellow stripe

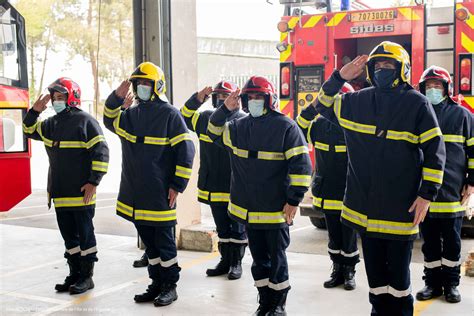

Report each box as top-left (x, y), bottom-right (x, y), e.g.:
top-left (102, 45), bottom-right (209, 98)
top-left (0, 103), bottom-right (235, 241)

top-left (104, 105), bottom-right (121, 118)
top-left (58, 135), bottom-right (107, 149)
top-left (289, 174), bottom-right (311, 187)
top-left (386, 130), bottom-right (419, 144)
top-left (285, 146), bottom-right (309, 159)
top-left (333, 95), bottom-right (342, 118)
top-left (117, 200), bottom-right (133, 217)
top-left (467, 137), bottom-right (474, 146)
top-left (324, 199), bottom-right (343, 210)
top-left (36, 121), bottom-right (53, 147)
top-left (54, 195), bottom-right (96, 207)
top-left (314, 141), bottom-right (330, 151)
top-left (443, 134), bottom-right (465, 143)
top-left (210, 192), bottom-right (230, 202)
top-left (228, 202), bottom-right (248, 220)
top-left (192, 112), bottom-right (200, 131)
top-left (208, 121), bottom-right (225, 136)
top-left (170, 133), bottom-right (192, 146)
top-left (469, 159), bottom-right (474, 169)
top-left (86, 135), bottom-right (106, 149)
top-left (199, 134), bottom-right (213, 143)
top-left (339, 117), bottom-right (377, 135)
top-left (180, 105), bottom-right (196, 118)
top-left (248, 211), bottom-right (286, 224)
top-left (296, 115), bottom-right (311, 129)
top-left (144, 136), bottom-right (170, 145)
top-left (312, 196), bottom-right (322, 207)
top-left (422, 167), bottom-right (444, 184)
top-left (367, 219), bottom-right (419, 236)
top-left (318, 88), bottom-right (335, 107)
top-left (23, 122), bottom-right (38, 134)
top-left (198, 189), bottom-right (210, 200)
top-left (134, 209), bottom-right (177, 222)
top-left (113, 115), bottom-right (137, 143)
top-left (341, 205), bottom-right (368, 227)
top-left (92, 160), bottom-right (108, 172)
top-left (335, 145), bottom-right (346, 153)
top-left (175, 165), bottom-right (192, 179)
top-left (430, 201), bottom-right (465, 213)
top-left (257, 151), bottom-right (285, 160)
top-left (419, 127), bottom-right (442, 144)
top-left (223, 126), bottom-right (249, 158)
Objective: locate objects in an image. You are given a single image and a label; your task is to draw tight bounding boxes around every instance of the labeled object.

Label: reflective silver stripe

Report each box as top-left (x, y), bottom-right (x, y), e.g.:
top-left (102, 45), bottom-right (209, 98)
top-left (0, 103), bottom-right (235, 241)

top-left (218, 238), bottom-right (230, 243)
top-left (66, 246), bottom-right (81, 255)
top-left (422, 167), bottom-right (444, 184)
top-left (318, 88), bottom-right (335, 107)
top-left (424, 260), bottom-right (442, 269)
top-left (36, 121), bottom-right (53, 147)
top-left (161, 257), bottom-right (178, 268)
top-left (327, 248), bottom-right (341, 254)
top-left (341, 205), bottom-right (368, 227)
top-left (208, 122), bottom-right (225, 136)
top-left (285, 146), bottom-right (309, 159)
top-left (339, 117), bottom-right (377, 135)
top-left (192, 112), bottom-right (200, 130)
top-left (335, 145), bottom-right (346, 153)
top-left (23, 122), bottom-right (38, 134)
top-left (144, 136), bottom-right (170, 145)
top-left (257, 151), bottom-right (285, 160)
top-left (230, 238), bottom-right (248, 244)
top-left (430, 202), bottom-right (465, 213)
top-left (134, 210), bottom-right (177, 222)
top-left (314, 141), bottom-right (330, 151)
top-left (148, 257), bottom-right (161, 266)
top-left (386, 130), bottom-right (419, 144)
top-left (367, 219), bottom-right (419, 236)
top-left (443, 134), bottom-right (465, 143)
top-left (323, 199), bottom-right (343, 210)
top-left (223, 126), bottom-right (249, 158)
top-left (312, 196), bottom-right (322, 208)
top-left (248, 211), bottom-right (286, 224)
top-left (170, 133), bottom-right (192, 146)
top-left (175, 165), bottom-right (192, 179)
top-left (104, 105), bottom-right (121, 118)
top-left (81, 246), bottom-right (97, 256)
top-left (198, 189), bottom-right (209, 200)
top-left (369, 286), bottom-right (389, 295)
top-left (419, 127), bottom-right (442, 144)
top-left (289, 174), bottom-right (312, 187)
top-left (199, 134), bottom-right (213, 143)
top-left (228, 202), bottom-right (248, 220)
top-left (180, 105), bottom-right (195, 118)
top-left (342, 250), bottom-right (359, 257)
top-left (441, 257), bottom-right (460, 268)
top-left (113, 115), bottom-right (137, 143)
top-left (254, 278), bottom-right (269, 288)
top-left (54, 195), bottom-right (96, 207)
top-left (469, 158), bottom-right (474, 169)
top-left (370, 286), bottom-right (411, 298)
top-left (467, 137), bottom-right (474, 146)
top-left (210, 192), bottom-right (230, 202)
top-left (268, 280), bottom-right (290, 291)
top-left (296, 115), bottom-right (311, 129)
top-left (117, 201), bottom-right (133, 217)
top-left (92, 160), bottom-right (108, 173)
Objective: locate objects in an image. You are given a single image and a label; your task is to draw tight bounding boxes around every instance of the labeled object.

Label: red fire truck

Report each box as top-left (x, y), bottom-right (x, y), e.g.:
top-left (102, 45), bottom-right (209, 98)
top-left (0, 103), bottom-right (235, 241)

top-left (0, 1), bottom-right (30, 212)
top-left (277, 0), bottom-right (474, 233)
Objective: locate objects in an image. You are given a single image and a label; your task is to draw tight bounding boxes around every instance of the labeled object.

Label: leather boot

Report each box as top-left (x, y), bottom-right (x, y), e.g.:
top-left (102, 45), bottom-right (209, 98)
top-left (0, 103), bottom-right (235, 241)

top-left (265, 289), bottom-right (288, 316)
top-left (444, 286), bottom-right (461, 303)
top-left (55, 257), bottom-right (80, 292)
top-left (206, 242), bottom-right (230, 276)
top-left (134, 280), bottom-right (161, 303)
top-left (153, 283), bottom-right (178, 306)
top-left (228, 244), bottom-right (245, 280)
top-left (323, 263), bottom-right (344, 288)
top-left (342, 265), bottom-right (356, 291)
top-left (133, 253), bottom-right (149, 268)
top-left (69, 261), bottom-right (95, 294)
top-left (416, 285), bottom-right (443, 301)
top-left (253, 286), bottom-right (271, 316)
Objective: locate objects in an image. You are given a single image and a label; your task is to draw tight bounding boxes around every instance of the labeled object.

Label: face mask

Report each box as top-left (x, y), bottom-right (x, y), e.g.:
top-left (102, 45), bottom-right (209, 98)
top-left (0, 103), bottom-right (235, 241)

top-left (137, 85), bottom-right (152, 101)
top-left (52, 101), bottom-right (67, 113)
top-left (425, 88), bottom-right (446, 105)
top-left (374, 68), bottom-right (397, 89)
top-left (215, 99), bottom-right (225, 108)
top-left (248, 99), bottom-right (265, 117)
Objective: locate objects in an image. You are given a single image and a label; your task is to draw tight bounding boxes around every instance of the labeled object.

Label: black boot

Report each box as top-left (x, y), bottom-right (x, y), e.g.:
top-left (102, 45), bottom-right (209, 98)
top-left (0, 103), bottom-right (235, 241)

top-left (342, 265), bottom-right (356, 291)
top-left (265, 289), bottom-right (288, 316)
top-left (153, 283), bottom-right (178, 306)
top-left (134, 280), bottom-right (161, 303)
top-left (253, 287), bottom-right (271, 316)
top-left (444, 286), bottom-right (461, 303)
top-left (133, 253), bottom-right (149, 268)
top-left (55, 257), bottom-right (80, 292)
top-left (416, 285), bottom-right (443, 301)
top-left (228, 244), bottom-right (245, 280)
top-left (69, 261), bottom-right (95, 295)
top-left (206, 242), bottom-right (230, 276)
top-left (323, 263), bottom-right (344, 288)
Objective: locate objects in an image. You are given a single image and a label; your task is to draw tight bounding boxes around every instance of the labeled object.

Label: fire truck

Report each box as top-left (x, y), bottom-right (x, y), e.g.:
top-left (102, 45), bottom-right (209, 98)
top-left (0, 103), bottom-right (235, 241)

top-left (0, 1), bottom-right (30, 212)
top-left (277, 0), bottom-right (474, 233)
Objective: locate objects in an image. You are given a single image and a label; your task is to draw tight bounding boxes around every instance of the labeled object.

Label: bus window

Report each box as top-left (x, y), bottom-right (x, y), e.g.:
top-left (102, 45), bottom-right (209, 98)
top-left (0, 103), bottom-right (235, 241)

top-left (0, 7), bottom-right (19, 81)
top-left (0, 109), bottom-right (26, 152)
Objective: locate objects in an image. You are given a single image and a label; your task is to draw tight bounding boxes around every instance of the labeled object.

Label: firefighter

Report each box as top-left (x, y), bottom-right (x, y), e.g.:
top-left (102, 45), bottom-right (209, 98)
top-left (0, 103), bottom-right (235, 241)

top-left (312, 42), bottom-right (446, 316)
top-left (415, 65), bottom-right (473, 304)
top-left (23, 78), bottom-right (109, 295)
top-left (180, 81), bottom-right (247, 279)
top-left (103, 62), bottom-right (195, 306)
top-left (296, 82), bottom-right (359, 291)
top-left (207, 76), bottom-right (312, 315)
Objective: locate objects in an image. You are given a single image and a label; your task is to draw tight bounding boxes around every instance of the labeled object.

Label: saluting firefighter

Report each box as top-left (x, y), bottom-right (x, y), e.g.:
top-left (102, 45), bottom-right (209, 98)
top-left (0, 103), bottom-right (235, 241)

top-left (103, 62), bottom-right (195, 307)
top-left (313, 42), bottom-right (446, 316)
top-left (180, 81), bottom-right (248, 279)
top-left (296, 82), bottom-right (360, 291)
top-left (415, 66), bottom-right (474, 304)
top-left (207, 76), bottom-right (312, 316)
top-left (23, 78), bottom-right (109, 295)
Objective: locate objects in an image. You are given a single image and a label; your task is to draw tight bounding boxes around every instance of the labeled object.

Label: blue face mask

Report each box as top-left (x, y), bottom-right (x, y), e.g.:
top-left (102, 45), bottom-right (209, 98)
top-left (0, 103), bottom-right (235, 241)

top-left (425, 88), bottom-right (446, 105)
top-left (248, 99), bottom-right (265, 117)
top-left (52, 101), bottom-right (67, 113)
top-left (374, 68), bottom-right (397, 89)
top-left (137, 85), bottom-right (152, 101)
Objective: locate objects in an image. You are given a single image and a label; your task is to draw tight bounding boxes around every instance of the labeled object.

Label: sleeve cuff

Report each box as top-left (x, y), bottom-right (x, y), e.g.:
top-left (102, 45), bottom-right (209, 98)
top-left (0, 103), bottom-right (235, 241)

top-left (287, 199), bottom-right (300, 207)
top-left (333, 70), bottom-right (346, 83)
top-left (418, 191), bottom-right (436, 202)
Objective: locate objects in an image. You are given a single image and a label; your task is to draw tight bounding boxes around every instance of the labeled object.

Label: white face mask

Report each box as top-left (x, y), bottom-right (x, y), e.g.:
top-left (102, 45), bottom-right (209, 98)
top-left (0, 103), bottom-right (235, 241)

top-left (52, 101), bottom-right (67, 113)
top-left (137, 85), bottom-right (152, 101)
top-left (248, 99), bottom-right (265, 117)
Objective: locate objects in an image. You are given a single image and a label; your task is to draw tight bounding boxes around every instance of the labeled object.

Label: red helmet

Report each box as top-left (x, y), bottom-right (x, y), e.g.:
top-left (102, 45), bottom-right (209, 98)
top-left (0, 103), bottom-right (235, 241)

top-left (240, 76), bottom-right (278, 112)
top-left (48, 77), bottom-right (81, 107)
top-left (211, 80), bottom-right (238, 108)
top-left (340, 82), bottom-right (355, 94)
top-left (419, 66), bottom-right (453, 97)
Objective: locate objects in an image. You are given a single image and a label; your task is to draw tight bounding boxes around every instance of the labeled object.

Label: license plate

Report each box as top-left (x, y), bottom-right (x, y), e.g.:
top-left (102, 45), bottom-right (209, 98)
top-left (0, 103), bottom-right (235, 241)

top-left (350, 10), bottom-right (396, 22)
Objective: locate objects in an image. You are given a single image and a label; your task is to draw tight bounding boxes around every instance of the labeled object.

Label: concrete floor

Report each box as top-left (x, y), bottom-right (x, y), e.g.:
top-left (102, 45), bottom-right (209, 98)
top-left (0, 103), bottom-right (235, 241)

top-left (1, 192), bottom-right (474, 315)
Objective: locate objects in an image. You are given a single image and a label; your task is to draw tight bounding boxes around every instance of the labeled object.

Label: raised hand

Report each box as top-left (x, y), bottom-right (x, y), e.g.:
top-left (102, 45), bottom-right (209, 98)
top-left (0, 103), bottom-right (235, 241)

top-left (339, 55), bottom-right (369, 81)
top-left (122, 92), bottom-right (134, 110)
top-left (224, 89), bottom-right (241, 111)
top-left (32, 94), bottom-right (51, 113)
top-left (197, 86), bottom-right (213, 103)
top-left (115, 80), bottom-right (132, 99)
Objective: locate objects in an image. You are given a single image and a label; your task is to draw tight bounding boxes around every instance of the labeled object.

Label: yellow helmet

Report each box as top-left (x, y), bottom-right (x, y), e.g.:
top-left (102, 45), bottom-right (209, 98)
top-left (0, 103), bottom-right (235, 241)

top-left (366, 41), bottom-right (411, 86)
top-left (129, 62), bottom-right (168, 102)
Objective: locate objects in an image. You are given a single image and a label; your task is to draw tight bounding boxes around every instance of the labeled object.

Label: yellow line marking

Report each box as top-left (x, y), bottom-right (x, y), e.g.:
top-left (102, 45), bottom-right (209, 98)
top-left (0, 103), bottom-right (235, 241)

top-left (414, 299), bottom-right (434, 316)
